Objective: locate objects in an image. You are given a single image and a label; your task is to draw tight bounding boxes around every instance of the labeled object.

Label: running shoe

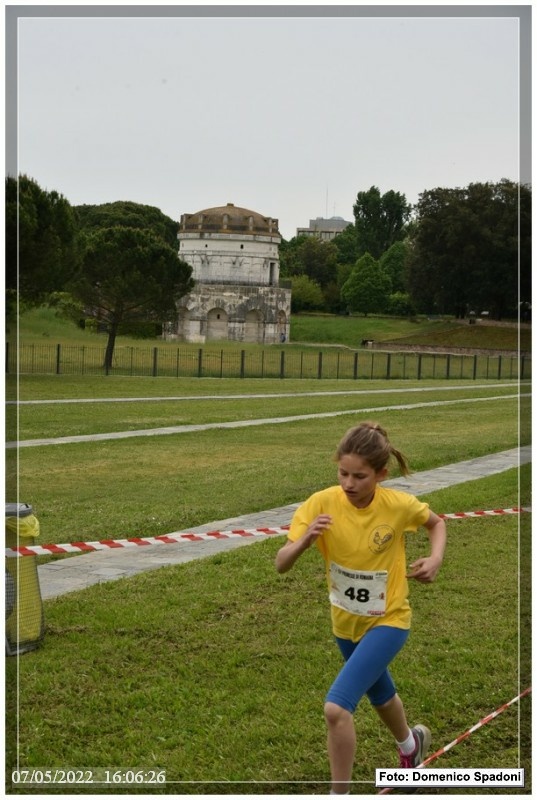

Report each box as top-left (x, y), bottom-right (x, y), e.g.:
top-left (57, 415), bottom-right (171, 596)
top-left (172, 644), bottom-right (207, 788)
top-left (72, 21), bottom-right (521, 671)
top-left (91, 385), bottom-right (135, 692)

top-left (398, 725), bottom-right (431, 768)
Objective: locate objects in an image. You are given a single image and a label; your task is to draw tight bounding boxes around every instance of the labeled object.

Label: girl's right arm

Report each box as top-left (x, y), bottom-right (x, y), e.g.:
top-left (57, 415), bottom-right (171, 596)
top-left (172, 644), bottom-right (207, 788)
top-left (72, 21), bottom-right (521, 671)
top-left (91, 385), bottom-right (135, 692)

top-left (275, 514), bottom-right (332, 574)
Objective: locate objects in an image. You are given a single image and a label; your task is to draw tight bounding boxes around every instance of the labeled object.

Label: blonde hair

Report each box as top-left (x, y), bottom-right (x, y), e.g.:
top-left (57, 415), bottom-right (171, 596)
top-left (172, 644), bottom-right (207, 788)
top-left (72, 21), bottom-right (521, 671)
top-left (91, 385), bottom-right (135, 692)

top-left (335, 421), bottom-right (410, 476)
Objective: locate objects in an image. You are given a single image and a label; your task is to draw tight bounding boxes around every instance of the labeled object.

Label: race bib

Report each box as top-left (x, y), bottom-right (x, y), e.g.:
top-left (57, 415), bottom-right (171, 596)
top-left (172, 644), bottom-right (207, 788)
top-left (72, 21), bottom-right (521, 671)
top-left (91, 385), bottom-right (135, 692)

top-left (329, 562), bottom-right (387, 616)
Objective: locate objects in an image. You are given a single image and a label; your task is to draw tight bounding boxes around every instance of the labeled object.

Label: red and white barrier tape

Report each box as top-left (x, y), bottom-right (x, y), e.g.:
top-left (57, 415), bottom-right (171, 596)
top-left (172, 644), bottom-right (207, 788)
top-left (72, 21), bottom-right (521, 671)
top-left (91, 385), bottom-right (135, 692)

top-left (4, 507), bottom-right (530, 558)
top-left (378, 686), bottom-right (532, 794)
top-left (4, 526), bottom-right (291, 557)
top-left (439, 507), bottom-right (528, 520)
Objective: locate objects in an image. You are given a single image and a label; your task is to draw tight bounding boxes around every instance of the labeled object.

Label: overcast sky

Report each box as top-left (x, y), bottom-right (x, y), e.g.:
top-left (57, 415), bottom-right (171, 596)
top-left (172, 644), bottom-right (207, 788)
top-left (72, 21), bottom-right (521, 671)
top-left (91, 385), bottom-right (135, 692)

top-left (14, 8), bottom-right (523, 241)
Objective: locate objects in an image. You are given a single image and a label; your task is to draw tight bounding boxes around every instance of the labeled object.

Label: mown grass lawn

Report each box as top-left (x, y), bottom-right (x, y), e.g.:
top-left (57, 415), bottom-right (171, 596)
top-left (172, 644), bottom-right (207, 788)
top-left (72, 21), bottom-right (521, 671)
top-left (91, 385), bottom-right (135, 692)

top-left (5, 370), bottom-right (531, 795)
top-left (11, 305), bottom-right (529, 351)
top-left (10, 306), bottom-right (435, 348)
top-left (6, 465), bottom-right (530, 795)
top-left (5, 378), bottom-right (528, 542)
top-left (6, 378), bottom-right (522, 440)
top-left (285, 314), bottom-right (528, 352)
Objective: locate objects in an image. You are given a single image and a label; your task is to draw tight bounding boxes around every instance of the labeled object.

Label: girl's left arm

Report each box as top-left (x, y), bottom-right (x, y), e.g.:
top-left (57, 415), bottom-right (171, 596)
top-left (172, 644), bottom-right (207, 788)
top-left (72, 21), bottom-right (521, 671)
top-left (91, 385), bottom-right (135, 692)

top-left (407, 511), bottom-right (447, 583)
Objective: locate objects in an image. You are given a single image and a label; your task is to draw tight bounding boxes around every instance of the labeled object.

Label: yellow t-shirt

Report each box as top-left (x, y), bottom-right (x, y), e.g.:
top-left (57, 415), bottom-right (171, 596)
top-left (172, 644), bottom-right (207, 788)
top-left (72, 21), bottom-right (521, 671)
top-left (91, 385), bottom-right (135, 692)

top-left (288, 485), bottom-right (430, 642)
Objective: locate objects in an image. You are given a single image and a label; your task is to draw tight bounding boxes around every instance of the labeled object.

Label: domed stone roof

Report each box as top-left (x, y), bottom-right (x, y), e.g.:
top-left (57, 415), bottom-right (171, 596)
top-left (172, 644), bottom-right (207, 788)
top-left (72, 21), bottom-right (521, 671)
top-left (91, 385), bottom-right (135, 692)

top-left (180, 203), bottom-right (280, 236)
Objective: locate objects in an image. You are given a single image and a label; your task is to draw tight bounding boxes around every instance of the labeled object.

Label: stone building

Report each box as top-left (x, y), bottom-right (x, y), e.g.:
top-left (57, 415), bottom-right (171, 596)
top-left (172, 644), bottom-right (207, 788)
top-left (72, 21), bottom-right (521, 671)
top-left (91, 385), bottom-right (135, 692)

top-left (165, 203), bottom-right (291, 344)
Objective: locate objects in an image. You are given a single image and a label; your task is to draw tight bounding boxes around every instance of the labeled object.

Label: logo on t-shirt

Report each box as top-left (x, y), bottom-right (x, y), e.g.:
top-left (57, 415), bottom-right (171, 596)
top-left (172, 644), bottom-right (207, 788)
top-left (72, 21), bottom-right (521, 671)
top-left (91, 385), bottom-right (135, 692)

top-left (368, 524), bottom-right (395, 554)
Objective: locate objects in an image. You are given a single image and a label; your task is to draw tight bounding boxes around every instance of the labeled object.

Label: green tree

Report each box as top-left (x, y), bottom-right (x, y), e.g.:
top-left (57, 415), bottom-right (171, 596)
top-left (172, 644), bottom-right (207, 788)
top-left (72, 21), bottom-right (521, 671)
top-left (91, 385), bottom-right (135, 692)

top-left (406, 186), bottom-right (465, 316)
top-left (322, 281), bottom-right (345, 314)
top-left (6, 175), bottom-right (80, 310)
top-left (333, 223), bottom-right (359, 266)
top-left (407, 180), bottom-right (529, 319)
top-left (290, 274), bottom-right (325, 312)
top-left (72, 226), bottom-right (193, 369)
top-left (75, 200), bottom-right (179, 248)
top-left (387, 292), bottom-right (416, 317)
top-left (379, 240), bottom-right (409, 294)
top-left (353, 186), bottom-right (411, 260)
top-left (278, 235), bottom-right (306, 279)
top-left (517, 183), bottom-right (532, 312)
top-left (336, 262), bottom-right (354, 291)
top-left (279, 235), bottom-right (338, 288)
top-left (469, 180), bottom-right (530, 319)
top-left (341, 253), bottom-right (391, 316)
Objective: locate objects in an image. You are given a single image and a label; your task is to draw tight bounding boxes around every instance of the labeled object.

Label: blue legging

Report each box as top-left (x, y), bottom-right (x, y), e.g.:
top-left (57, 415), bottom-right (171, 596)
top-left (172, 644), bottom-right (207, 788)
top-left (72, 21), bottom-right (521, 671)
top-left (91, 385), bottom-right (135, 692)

top-left (325, 625), bottom-right (410, 714)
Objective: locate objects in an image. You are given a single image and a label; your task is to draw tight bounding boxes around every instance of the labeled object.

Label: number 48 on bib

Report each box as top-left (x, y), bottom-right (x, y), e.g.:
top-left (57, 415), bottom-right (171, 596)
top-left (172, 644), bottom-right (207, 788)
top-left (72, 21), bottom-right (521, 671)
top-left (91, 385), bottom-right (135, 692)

top-left (329, 563), bottom-right (388, 617)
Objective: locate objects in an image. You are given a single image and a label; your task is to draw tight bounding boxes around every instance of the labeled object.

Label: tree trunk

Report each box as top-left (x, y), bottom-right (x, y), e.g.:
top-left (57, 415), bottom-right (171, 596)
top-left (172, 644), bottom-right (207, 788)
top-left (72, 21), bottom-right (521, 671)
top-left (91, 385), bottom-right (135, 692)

top-left (104, 323), bottom-right (119, 371)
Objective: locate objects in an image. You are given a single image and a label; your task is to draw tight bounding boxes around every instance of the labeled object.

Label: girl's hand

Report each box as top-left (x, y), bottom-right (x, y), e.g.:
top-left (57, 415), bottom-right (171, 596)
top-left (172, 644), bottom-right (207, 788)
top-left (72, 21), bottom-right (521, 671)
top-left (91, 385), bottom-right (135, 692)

top-left (275, 515), bottom-right (332, 574)
top-left (411, 512), bottom-right (446, 583)
top-left (407, 555), bottom-right (443, 583)
top-left (305, 514), bottom-right (333, 543)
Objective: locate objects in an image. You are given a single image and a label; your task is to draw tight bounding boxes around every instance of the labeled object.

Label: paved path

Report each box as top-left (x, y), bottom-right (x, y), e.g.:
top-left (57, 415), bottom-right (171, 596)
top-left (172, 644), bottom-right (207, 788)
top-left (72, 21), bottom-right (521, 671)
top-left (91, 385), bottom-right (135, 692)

top-left (37, 446), bottom-right (530, 600)
top-left (7, 388), bottom-right (525, 449)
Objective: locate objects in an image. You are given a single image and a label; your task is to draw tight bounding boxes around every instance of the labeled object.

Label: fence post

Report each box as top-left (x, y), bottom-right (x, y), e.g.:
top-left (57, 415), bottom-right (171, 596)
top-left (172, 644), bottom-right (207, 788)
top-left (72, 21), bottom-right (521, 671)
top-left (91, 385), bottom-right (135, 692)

top-left (240, 350), bottom-right (245, 379)
top-left (417, 354), bottom-right (422, 380)
top-left (353, 352), bottom-right (358, 380)
top-left (497, 355), bottom-right (502, 380)
top-left (198, 348), bottom-right (203, 378)
top-left (473, 354), bottom-right (478, 380)
top-left (318, 352), bottom-right (323, 379)
top-left (280, 350), bottom-right (285, 379)
top-left (521, 356), bottom-right (525, 380)
top-left (56, 344), bottom-right (61, 375)
top-left (446, 354), bottom-right (451, 379)
top-left (386, 353), bottom-right (391, 380)
top-left (152, 347), bottom-right (158, 377)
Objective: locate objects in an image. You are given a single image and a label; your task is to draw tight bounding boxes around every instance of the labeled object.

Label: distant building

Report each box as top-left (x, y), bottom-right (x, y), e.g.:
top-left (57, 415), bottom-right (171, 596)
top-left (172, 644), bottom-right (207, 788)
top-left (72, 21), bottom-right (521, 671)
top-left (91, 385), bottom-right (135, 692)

top-left (164, 203), bottom-right (291, 344)
top-left (296, 216), bottom-right (353, 241)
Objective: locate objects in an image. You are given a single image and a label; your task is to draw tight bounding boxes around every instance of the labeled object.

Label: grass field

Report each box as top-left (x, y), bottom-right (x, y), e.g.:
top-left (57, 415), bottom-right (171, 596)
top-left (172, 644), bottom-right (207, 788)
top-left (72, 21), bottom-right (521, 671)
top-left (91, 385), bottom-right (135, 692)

top-left (5, 373), bottom-right (531, 794)
top-left (9, 306), bottom-right (449, 347)
top-left (10, 306), bottom-right (530, 352)
top-left (290, 314), bottom-right (529, 352)
top-left (5, 376), bottom-right (530, 541)
top-left (8, 308), bottom-right (529, 384)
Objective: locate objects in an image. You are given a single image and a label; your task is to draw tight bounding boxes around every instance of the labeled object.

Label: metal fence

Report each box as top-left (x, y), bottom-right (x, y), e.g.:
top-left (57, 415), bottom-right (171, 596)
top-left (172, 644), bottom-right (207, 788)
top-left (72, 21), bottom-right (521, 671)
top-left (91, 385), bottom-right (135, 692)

top-left (6, 342), bottom-right (530, 381)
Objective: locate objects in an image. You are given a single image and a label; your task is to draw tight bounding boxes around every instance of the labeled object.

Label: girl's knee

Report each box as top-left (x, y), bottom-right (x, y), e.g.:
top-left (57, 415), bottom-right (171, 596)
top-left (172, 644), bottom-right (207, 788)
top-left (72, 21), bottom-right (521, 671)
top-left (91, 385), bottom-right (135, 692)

top-left (324, 701), bottom-right (352, 728)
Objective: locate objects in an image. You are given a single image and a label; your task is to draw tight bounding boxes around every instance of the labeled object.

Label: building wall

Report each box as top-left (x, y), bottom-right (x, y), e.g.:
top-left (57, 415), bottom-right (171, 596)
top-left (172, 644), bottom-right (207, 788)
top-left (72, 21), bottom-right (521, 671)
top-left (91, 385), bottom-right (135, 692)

top-left (170, 283), bottom-right (291, 344)
top-left (178, 232), bottom-right (280, 285)
top-left (296, 216), bottom-right (352, 241)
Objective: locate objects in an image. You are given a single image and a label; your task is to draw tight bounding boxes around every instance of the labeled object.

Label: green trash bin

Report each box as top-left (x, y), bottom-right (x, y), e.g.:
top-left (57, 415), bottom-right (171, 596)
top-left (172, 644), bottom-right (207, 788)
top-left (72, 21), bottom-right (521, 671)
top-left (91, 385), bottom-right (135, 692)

top-left (5, 503), bottom-right (45, 655)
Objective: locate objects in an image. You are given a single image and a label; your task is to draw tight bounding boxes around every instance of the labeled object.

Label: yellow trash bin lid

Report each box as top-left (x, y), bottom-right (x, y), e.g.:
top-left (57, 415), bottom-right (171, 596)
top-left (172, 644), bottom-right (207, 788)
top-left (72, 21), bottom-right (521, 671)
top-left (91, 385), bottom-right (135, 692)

top-left (5, 503), bottom-right (40, 546)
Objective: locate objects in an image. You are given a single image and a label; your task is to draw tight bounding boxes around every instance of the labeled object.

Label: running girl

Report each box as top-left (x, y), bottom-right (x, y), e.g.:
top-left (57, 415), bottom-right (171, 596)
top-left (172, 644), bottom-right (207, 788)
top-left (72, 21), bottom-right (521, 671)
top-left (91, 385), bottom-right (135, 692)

top-left (275, 422), bottom-right (447, 794)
